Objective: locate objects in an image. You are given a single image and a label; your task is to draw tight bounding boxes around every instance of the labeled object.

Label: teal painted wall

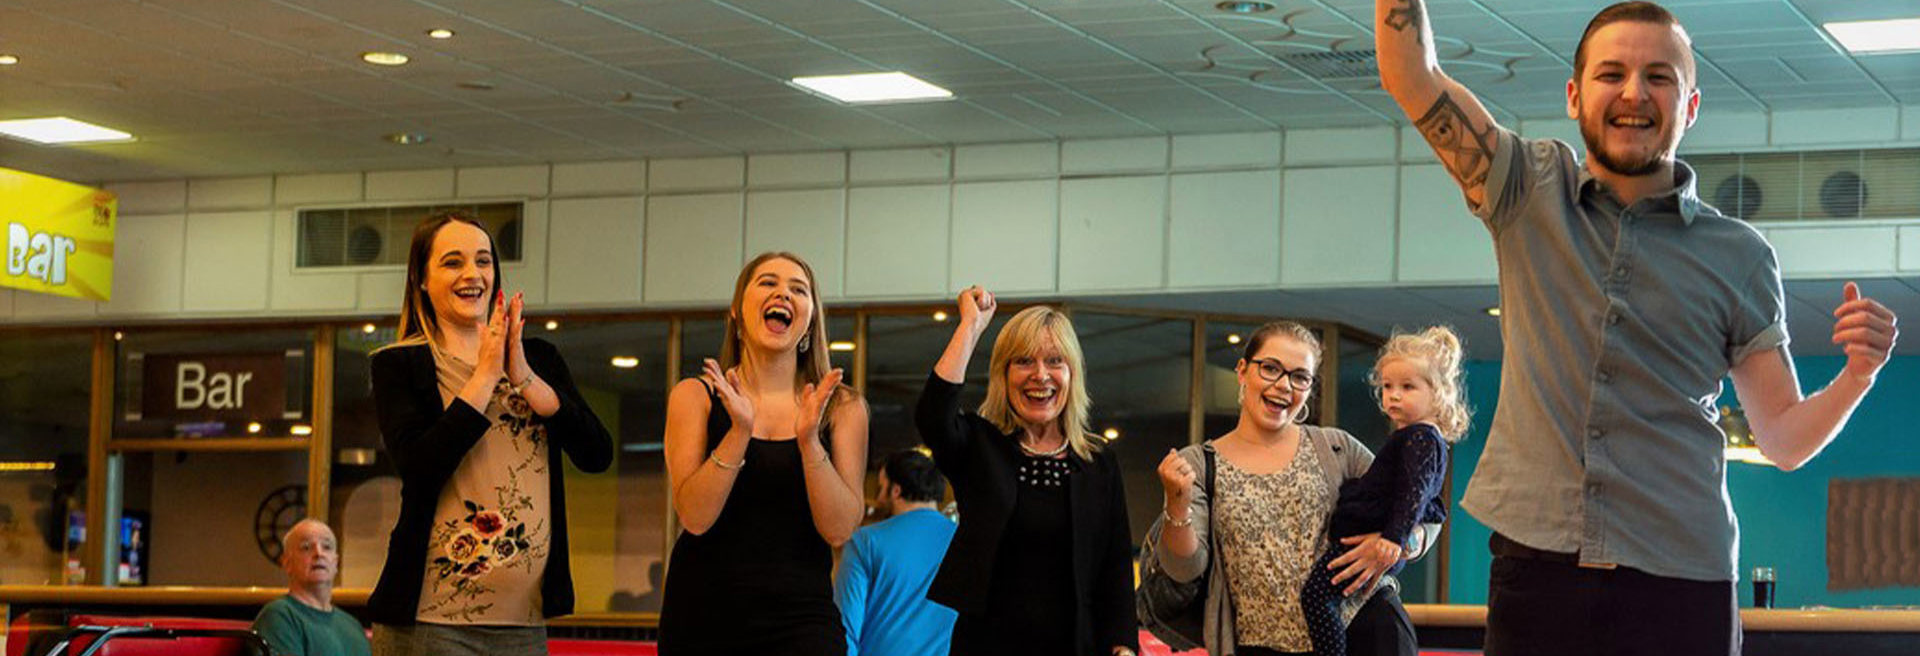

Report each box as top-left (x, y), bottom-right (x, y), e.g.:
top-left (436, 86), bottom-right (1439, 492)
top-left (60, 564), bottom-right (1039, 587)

top-left (1443, 355), bottom-right (1920, 608)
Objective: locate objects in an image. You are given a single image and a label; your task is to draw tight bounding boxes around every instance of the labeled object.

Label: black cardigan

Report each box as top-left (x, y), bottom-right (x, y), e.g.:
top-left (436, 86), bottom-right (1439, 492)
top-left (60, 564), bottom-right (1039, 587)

top-left (915, 373), bottom-right (1139, 653)
top-left (365, 338), bottom-right (613, 625)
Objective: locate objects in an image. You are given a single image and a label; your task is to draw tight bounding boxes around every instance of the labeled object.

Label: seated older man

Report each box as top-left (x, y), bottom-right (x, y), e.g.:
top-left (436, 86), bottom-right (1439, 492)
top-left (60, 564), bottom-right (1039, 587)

top-left (252, 519), bottom-right (371, 656)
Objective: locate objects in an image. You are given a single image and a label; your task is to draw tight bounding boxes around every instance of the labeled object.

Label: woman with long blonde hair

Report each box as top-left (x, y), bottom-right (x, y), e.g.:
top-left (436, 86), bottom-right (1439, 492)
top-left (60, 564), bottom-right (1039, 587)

top-left (658, 251), bottom-right (869, 655)
top-left (916, 286), bottom-right (1138, 656)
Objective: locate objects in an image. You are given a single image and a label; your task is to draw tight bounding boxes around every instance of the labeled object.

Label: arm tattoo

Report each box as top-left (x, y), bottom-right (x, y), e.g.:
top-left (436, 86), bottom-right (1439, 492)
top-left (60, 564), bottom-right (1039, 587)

top-left (1384, 0), bottom-right (1424, 37)
top-left (1415, 91), bottom-right (1494, 189)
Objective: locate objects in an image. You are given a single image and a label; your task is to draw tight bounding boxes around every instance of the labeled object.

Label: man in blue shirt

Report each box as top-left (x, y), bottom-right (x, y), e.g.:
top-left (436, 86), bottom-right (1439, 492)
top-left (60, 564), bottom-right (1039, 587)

top-left (835, 449), bottom-right (958, 656)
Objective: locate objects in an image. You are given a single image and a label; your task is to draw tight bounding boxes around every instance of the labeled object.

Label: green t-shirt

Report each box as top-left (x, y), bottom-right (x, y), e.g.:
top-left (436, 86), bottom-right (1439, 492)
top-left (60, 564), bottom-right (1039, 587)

top-left (251, 595), bottom-right (371, 656)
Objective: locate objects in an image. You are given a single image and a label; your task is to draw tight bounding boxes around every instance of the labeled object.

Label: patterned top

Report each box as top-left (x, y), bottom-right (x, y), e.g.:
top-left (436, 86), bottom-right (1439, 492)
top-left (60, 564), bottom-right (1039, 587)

top-left (1017, 453), bottom-right (1072, 488)
top-left (417, 350), bottom-right (552, 625)
top-left (1215, 441), bottom-right (1332, 651)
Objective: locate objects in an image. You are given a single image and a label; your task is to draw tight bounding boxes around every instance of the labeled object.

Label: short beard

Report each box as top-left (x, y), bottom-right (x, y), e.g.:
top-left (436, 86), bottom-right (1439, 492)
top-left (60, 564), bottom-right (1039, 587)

top-left (1579, 115), bottom-right (1671, 177)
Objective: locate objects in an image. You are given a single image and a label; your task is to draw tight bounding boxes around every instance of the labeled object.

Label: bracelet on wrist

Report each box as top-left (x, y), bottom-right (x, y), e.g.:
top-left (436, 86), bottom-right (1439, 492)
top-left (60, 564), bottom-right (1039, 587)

top-left (1164, 510), bottom-right (1194, 528)
top-left (709, 452), bottom-right (744, 471)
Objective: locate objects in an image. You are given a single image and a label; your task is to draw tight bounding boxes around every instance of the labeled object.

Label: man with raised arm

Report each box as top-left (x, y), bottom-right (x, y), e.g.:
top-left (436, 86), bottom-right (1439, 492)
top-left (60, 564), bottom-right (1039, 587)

top-left (1374, 2), bottom-right (1898, 654)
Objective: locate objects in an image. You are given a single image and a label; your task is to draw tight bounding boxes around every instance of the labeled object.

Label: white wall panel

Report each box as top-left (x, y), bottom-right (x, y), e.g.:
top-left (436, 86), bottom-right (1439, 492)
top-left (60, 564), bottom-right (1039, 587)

top-left (745, 189), bottom-right (847, 298)
top-left (749, 152), bottom-right (846, 188)
top-left (1770, 226), bottom-right (1899, 277)
top-left (1517, 119), bottom-right (1581, 148)
top-left (275, 173), bottom-right (362, 206)
top-left (644, 194), bottom-right (744, 304)
top-left (105, 180), bottom-right (186, 215)
top-left (547, 197), bottom-right (644, 305)
top-left (97, 214), bottom-right (186, 316)
top-left (955, 143), bottom-right (1058, 179)
top-left (1905, 106), bottom-right (1920, 142)
top-left (506, 200), bottom-right (549, 306)
top-left (1397, 164), bottom-right (1495, 284)
top-left (1173, 132), bottom-right (1280, 170)
top-left (1059, 176), bottom-right (1165, 292)
top-left (1169, 171), bottom-right (1279, 288)
top-left (845, 185), bottom-right (949, 297)
top-left (952, 180), bottom-right (1057, 294)
top-left (1285, 127), bottom-right (1395, 166)
top-left (459, 165), bottom-right (549, 198)
top-left (1282, 166), bottom-right (1396, 286)
top-left (182, 211), bottom-right (272, 312)
top-left (1772, 108), bottom-right (1899, 147)
top-left (11, 288), bottom-right (97, 320)
top-left (269, 210), bottom-right (358, 313)
top-left (552, 161), bottom-right (645, 197)
top-left (188, 177), bottom-right (272, 210)
top-left (1399, 127), bottom-right (1436, 164)
top-left (366, 169), bottom-right (454, 201)
top-left (1901, 227), bottom-right (1920, 272)
top-left (649, 157), bottom-right (744, 192)
top-left (1062, 137), bottom-right (1166, 174)
top-left (1683, 112), bottom-right (1770, 153)
top-left (0, 290), bottom-right (13, 320)
top-left (850, 148), bottom-right (950, 183)
top-left (357, 271), bottom-right (406, 312)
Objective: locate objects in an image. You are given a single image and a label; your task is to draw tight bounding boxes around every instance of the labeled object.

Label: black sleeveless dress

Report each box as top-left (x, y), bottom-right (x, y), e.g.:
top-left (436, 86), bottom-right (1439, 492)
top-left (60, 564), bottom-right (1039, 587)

top-left (657, 382), bottom-right (844, 656)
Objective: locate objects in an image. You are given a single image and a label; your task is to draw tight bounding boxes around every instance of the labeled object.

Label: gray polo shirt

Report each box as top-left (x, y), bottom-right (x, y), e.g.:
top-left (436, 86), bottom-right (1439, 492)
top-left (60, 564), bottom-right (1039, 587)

top-left (1459, 129), bottom-right (1788, 582)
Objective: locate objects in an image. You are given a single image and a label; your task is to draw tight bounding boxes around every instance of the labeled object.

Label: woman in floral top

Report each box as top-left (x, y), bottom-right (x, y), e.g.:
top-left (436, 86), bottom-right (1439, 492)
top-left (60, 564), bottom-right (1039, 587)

top-left (366, 211), bottom-right (612, 656)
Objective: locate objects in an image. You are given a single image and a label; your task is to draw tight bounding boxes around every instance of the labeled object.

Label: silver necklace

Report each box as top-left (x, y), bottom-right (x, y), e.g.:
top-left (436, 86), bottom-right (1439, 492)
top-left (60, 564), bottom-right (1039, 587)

top-left (1018, 438), bottom-right (1069, 458)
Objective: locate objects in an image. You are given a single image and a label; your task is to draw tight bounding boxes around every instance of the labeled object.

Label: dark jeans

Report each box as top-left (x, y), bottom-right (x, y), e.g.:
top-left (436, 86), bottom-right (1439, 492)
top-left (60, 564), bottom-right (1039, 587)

top-left (1485, 533), bottom-right (1740, 656)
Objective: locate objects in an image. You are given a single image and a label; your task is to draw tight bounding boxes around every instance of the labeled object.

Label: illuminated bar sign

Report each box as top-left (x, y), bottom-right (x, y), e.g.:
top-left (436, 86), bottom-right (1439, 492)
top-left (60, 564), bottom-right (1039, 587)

top-left (1, 166), bottom-right (116, 301)
top-left (140, 352), bottom-right (290, 421)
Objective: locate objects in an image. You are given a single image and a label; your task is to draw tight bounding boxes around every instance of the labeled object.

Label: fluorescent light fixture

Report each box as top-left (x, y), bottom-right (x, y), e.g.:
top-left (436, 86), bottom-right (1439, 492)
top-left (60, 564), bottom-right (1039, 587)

top-left (0, 55), bottom-right (18, 65)
top-left (1824, 18), bottom-right (1920, 54)
top-left (828, 341), bottom-right (857, 352)
top-left (427, 28), bottom-right (456, 40)
top-left (0, 117), bottom-right (133, 145)
top-left (0, 461), bottom-right (56, 473)
top-left (790, 72), bottom-right (952, 104)
top-left (611, 356), bottom-right (640, 369)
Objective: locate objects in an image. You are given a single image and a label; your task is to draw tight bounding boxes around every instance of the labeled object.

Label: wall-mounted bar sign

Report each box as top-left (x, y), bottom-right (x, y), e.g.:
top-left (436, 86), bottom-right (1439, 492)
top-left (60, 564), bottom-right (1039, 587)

top-left (0, 166), bottom-right (115, 301)
top-left (138, 352), bottom-right (293, 422)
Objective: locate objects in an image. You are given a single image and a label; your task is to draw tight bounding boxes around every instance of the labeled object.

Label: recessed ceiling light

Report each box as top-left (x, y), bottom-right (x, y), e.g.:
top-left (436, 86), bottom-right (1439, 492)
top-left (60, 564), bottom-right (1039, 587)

top-left (829, 340), bottom-right (857, 352)
top-left (932, 311), bottom-right (949, 322)
top-left (1823, 18), bottom-right (1920, 54)
top-left (789, 72), bottom-right (952, 104)
top-left (291, 424), bottom-right (314, 436)
top-left (611, 356), bottom-right (640, 369)
top-left (361, 51), bottom-right (410, 66)
top-left (1485, 306), bottom-right (1503, 317)
top-left (0, 117), bottom-right (134, 145)
top-left (1226, 333), bottom-right (1243, 345)
top-left (0, 55), bottom-right (18, 66)
top-left (1215, 1), bottom-right (1275, 13)
top-left (545, 320), bottom-right (559, 330)
top-left (427, 28), bottom-right (456, 39)
top-left (362, 323), bottom-right (377, 334)
top-left (385, 132), bottom-right (430, 145)
top-left (1103, 428), bottom-right (1121, 440)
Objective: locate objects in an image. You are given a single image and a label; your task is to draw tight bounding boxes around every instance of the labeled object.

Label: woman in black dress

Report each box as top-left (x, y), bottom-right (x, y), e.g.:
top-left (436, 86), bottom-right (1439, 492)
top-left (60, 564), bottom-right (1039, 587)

top-left (658, 251), bottom-right (869, 656)
top-left (917, 287), bottom-right (1138, 656)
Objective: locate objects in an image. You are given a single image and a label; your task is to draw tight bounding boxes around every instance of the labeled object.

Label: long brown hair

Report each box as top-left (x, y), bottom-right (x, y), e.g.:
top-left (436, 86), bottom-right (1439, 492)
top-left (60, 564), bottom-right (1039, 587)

top-left (719, 252), bottom-right (837, 400)
top-left (381, 210), bottom-right (502, 353)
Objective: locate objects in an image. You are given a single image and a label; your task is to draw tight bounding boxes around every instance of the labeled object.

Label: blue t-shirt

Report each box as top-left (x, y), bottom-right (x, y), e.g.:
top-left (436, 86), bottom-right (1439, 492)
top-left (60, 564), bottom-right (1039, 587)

top-left (833, 508), bottom-right (959, 656)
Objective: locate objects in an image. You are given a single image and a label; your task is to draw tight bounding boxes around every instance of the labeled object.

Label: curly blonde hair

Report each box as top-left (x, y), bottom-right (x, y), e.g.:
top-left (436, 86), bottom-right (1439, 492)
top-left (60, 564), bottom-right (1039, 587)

top-left (1371, 326), bottom-right (1472, 441)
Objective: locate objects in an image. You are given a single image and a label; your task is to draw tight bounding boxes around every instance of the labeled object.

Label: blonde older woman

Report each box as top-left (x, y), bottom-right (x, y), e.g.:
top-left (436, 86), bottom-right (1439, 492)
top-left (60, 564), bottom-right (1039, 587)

top-left (916, 287), bottom-right (1138, 656)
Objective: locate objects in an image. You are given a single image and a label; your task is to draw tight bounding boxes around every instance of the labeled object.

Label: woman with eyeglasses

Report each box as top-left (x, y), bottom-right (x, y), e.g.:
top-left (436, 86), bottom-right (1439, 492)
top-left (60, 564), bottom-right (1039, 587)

top-left (1151, 321), bottom-right (1436, 656)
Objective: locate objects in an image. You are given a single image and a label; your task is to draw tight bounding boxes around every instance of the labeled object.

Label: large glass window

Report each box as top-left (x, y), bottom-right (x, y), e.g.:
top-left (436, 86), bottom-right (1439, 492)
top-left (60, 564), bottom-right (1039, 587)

top-left (863, 311), bottom-right (1009, 469)
top-left (0, 331), bottom-right (93, 585)
top-left (1075, 312), bottom-right (1194, 544)
top-left (112, 327), bottom-right (315, 587)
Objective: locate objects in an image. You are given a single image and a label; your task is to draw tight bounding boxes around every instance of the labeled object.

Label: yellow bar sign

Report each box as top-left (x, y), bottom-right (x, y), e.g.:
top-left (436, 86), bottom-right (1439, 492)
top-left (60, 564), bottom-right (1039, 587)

top-left (1, 167), bottom-right (115, 301)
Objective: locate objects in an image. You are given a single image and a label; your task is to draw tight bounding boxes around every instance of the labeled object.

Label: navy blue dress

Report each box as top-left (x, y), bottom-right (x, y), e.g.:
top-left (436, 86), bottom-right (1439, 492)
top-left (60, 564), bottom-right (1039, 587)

top-left (1301, 423), bottom-right (1449, 656)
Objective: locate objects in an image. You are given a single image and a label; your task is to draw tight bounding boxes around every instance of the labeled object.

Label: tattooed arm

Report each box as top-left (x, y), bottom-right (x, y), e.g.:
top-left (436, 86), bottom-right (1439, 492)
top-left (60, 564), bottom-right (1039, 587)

top-left (1376, 0), bottom-right (1502, 210)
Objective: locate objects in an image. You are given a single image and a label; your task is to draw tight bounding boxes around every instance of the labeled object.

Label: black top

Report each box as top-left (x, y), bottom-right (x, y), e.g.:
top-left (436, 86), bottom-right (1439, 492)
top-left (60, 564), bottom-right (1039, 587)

top-left (1331, 423), bottom-right (1450, 547)
top-left (366, 338), bottom-right (614, 625)
top-left (657, 382), bottom-right (844, 654)
top-left (914, 373), bottom-right (1139, 654)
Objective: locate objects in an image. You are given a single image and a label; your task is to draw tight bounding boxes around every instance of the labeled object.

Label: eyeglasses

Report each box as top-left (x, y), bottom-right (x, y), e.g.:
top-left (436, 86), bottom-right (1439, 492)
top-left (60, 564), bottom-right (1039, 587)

top-left (1248, 357), bottom-right (1316, 390)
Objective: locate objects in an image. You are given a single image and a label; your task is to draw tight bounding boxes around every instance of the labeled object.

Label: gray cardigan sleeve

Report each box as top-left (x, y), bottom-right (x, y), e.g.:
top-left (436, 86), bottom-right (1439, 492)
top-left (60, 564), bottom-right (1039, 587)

top-left (1157, 443), bottom-right (1213, 583)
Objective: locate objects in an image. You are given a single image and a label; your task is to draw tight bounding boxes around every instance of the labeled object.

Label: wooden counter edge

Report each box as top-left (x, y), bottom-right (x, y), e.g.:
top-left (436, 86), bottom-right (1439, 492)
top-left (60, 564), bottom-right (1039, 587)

top-left (1405, 604), bottom-right (1920, 632)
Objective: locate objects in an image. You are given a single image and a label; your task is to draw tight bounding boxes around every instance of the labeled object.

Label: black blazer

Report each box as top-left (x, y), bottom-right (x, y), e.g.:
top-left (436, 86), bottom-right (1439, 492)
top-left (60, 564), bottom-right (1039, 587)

top-left (365, 338), bottom-right (613, 625)
top-left (914, 373), bottom-right (1139, 653)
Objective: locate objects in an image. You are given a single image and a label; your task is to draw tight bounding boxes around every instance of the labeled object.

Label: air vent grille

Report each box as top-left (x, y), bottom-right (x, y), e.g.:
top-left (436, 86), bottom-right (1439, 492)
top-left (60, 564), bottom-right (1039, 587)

top-left (1688, 147), bottom-right (1920, 222)
top-left (1279, 49), bottom-right (1378, 80)
top-left (296, 202), bottom-right (524, 268)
